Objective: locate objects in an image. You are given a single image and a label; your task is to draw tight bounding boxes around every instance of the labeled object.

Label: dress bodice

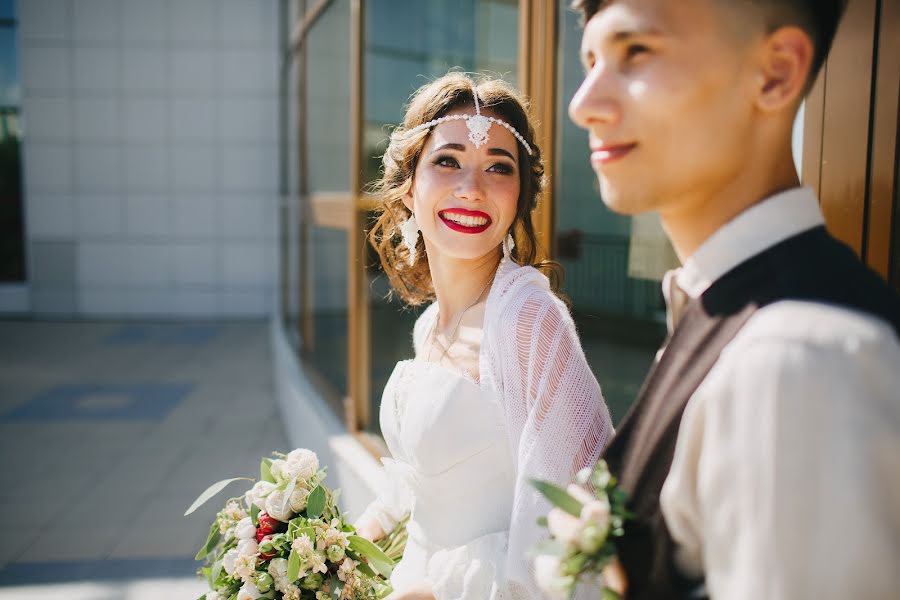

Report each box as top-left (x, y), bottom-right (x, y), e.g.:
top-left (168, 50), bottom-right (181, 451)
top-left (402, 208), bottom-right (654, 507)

top-left (380, 359), bottom-right (515, 549)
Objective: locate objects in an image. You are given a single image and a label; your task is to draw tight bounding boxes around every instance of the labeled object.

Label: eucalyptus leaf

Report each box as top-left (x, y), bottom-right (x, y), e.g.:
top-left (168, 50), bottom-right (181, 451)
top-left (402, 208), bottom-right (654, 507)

top-left (250, 503), bottom-right (261, 525)
top-left (348, 535), bottom-right (394, 578)
top-left (185, 477), bottom-right (252, 516)
top-left (281, 478), bottom-right (297, 518)
top-left (287, 548), bottom-right (301, 582)
top-left (195, 521), bottom-right (221, 560)
top-left (260, 458), bottom-right (275, 484)
top-left (306, 485), bottom-right (326, 518)
top-left (530, 479), bottom-right (583, 517)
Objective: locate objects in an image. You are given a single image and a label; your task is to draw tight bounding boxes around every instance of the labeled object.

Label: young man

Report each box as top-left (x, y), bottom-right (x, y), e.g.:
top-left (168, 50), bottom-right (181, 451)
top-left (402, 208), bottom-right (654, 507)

top-left (568, 1), bottom-right (900, 598)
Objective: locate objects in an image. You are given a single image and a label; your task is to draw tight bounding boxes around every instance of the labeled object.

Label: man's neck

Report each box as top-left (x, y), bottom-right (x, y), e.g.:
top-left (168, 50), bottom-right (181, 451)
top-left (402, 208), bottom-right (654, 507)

top-left (660, 147), bottom-right (801, 263)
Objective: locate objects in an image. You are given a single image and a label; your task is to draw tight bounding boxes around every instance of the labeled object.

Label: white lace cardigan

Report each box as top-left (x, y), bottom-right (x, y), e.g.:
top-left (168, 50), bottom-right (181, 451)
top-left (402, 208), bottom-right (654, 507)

top-left (363, 257), bottom-right (614, 597)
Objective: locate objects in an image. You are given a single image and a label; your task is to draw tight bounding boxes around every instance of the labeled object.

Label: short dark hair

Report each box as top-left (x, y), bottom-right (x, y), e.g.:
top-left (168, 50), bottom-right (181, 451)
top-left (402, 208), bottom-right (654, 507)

top-left (571, 0), bottom-right (848, 86)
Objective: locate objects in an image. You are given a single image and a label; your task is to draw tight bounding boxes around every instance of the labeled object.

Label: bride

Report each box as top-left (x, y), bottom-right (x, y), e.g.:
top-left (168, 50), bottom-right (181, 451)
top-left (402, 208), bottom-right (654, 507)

top-left (356, 72), bottom-right (613, 599)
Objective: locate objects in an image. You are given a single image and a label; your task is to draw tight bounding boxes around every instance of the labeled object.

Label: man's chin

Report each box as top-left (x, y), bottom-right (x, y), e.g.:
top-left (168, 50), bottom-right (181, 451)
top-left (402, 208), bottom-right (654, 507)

top-left (598, 181), bottom-right (653, 216)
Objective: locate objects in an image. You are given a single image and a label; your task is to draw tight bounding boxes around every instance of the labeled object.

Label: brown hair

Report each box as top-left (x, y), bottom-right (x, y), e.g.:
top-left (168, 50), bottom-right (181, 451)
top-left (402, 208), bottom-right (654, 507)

top-left (368, 72), bottom-right (562, 307)
top-left (571, 0), bottom-right (847, 89)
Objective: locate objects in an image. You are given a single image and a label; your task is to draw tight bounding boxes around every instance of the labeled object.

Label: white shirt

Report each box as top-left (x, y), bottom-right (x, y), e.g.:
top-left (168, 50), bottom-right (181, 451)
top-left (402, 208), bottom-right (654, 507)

top-left (659, 187), bottom-right (900, 599)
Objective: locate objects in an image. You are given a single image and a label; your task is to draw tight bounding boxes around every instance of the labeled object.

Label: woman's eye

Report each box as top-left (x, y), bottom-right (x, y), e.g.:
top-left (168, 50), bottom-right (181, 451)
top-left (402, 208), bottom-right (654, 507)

top-left (434, 156), bottom-right (459, 168)
top-left (488, 162), bottom-right (514, 175)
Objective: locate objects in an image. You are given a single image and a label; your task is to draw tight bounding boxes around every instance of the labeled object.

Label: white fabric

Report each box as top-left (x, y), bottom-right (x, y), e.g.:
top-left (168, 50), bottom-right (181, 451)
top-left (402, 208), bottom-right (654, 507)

top-left (659, 187), bottom-right (900, 599)
top-left (359, 258), bottom-right (614, 599)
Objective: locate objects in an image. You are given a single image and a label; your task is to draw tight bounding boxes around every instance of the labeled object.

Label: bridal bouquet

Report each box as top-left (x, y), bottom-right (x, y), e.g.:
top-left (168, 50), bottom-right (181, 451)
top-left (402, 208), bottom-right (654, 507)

top-left (185, 448), bottom-right (395, 600)
top-left (530, 460), bottom-right (631, 600)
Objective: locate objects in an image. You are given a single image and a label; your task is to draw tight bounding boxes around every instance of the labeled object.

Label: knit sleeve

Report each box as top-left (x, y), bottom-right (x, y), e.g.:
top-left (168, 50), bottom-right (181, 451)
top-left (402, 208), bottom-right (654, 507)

top-left (485, 279), bottom-right (614, 591)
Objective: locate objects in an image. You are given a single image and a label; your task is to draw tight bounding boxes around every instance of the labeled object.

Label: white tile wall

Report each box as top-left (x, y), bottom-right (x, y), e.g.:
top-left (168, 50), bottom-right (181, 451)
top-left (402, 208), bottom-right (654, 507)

top-left (23, 96), bottom-right (72, 140)
top-left (19, 0), bottom-right (70, 42)
top-left (121, 0), bottom-right (167, 45)
top-left (27, 194), bottom-right (76, 238)
top-left (20, 0), bottom-right (281, 318)
top-left (121, 49), bottom-right (168, 93)
top-left (74, 144), bottom-right (122, 191)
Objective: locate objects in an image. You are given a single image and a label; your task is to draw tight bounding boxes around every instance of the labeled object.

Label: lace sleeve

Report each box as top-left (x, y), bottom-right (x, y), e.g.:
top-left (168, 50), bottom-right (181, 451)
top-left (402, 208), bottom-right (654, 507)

top-left (488, 284), bottom-right (614, 591)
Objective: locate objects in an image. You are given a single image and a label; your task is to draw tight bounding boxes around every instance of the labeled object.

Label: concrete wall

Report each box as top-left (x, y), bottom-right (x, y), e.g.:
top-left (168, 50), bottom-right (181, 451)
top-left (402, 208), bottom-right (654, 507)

top-left (16, 0), bottom-right (280, 318)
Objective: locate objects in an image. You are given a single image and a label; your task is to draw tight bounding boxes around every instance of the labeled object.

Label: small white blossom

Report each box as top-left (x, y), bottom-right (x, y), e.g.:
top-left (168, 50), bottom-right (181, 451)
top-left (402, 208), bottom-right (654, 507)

top-left (206, 590), bottom-right (226, 600)
top-left (291, 534), bottom-right (314, 555)
top-left (337, 557), bottom-right (358, 583)
top-left (567, 483), bottom-right (596, 506)
top-left (233, 553), bottom-right (257, 582)
top-left (269, 459), bottom-right (286, 483)
top-left (267, 557), bottom-right (288, 580)
top-left (581, 497), bottom-right (611, 531)
top-left (307, 551), bottom-right (327, 574)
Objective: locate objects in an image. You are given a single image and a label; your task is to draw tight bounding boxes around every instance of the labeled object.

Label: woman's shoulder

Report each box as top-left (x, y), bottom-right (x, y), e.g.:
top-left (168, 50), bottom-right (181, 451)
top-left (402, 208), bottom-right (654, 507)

top-left (487, 260), bottom-right (571, 335)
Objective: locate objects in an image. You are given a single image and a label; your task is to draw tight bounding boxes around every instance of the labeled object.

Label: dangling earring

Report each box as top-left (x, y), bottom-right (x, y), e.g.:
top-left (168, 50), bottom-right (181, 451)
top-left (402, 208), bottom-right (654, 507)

top-left (502, 232), bottom-right (515, 262)
top-left (400, 213), bottom-right (420, 266)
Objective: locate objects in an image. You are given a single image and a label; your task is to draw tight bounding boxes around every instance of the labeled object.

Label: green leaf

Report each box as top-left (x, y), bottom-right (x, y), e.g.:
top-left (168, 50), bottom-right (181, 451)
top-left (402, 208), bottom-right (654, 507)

top-left (306, 485), bottom-right (326, 519)
top-left (250, 502), bottom-right (261, 524)
top-left (602, 589), bottom-right (624, 600)
top-left (196, 595), bottom-right (207, 600)
top-left (195, 521), bottom-right (221, 561)
top-left (281, 478), bottom-right (296, 518)
top-left (530, 479), bottom-right (583, 517)
top-left (348, 535), bottom-right (394, 578)
top-left (287, 549), bottom-right (301, 582)
top-left (260, 459), bottom-right (275, 483)
top-left (185, 477), bottom-right (253, 516)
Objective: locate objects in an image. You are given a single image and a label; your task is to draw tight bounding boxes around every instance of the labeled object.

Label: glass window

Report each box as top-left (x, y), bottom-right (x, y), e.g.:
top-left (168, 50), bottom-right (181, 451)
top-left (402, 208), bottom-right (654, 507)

top-left (363, 0), bottom-right (519, 434)
top-left (555, 2), bottom-right (669, 424)
top-left (297, 0), bottom-right (353, 412)
top-left (0, 10), bottom-right (23, 283)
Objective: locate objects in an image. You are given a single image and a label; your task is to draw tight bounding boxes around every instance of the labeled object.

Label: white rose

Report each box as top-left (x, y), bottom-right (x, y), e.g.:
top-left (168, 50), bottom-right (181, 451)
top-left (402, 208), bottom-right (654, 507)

top-left (284, 449), bottom-right (319, 481)
top-left (245, 481), bottom-right (277, 510)
top-left (581, 497), bottom-right (611, 531)
top-left (237, 582), bottom-right (273, 600)
top-left (289, 487), bottom-right (310, 512)
top-left (547, 507), bottom-right (583, 546)
top-left (235, 517), bottom-right (257, 540)
top-left (265, 489), bottom-right (293, 522)
top-left (533, 554), bottom-right (572, 599)
top-left (222, 548), bottom-right (239, 576)
top-left (237, 538), bottom-right (259, 557)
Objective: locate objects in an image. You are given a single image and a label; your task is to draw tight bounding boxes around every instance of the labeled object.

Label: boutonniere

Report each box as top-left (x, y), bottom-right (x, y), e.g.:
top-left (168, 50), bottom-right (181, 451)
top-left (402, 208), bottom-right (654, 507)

top-left (530, 460), bottom-right (632, 599)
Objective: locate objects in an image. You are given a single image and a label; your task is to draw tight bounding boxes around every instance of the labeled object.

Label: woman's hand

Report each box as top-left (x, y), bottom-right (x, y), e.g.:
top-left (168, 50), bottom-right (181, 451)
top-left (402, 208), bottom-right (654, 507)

top-left (603, 558), bottom-right (628, 595)
top-left (354, 513), bottom-right (386, 542)
top-left (384, 581), bottom-right (435, 600)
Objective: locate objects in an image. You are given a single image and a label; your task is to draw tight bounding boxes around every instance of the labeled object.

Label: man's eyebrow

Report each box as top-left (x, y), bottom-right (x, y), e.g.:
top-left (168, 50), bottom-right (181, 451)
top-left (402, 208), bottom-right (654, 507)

top-left (610, 28), bottom-right (664, 43)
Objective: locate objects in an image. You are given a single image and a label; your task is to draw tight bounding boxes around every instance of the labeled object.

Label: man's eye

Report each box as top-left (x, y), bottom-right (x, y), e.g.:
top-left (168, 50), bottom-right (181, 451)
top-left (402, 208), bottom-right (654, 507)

top-left (625, 44), bottom-right (650, 62)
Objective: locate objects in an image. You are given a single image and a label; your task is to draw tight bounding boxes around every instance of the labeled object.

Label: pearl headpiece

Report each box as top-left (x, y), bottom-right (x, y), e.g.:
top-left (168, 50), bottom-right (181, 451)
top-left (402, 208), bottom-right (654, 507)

top-left (403, 89), bottom-right (534, 156)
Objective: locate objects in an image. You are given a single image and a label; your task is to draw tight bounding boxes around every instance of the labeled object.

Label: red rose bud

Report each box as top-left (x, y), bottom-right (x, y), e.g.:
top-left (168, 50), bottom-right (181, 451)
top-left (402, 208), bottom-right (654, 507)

top-left (258, 534), bottom-right (277, 560)
top-left (256, 512), bottom-right (280, 541)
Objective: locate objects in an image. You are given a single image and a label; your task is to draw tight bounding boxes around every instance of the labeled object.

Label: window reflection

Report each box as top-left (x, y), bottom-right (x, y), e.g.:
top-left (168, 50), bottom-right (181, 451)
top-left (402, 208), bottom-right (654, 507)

top-left (555, 1), bottom-right (669, 423)
top-left (363, 0), bottom-right (519, 434)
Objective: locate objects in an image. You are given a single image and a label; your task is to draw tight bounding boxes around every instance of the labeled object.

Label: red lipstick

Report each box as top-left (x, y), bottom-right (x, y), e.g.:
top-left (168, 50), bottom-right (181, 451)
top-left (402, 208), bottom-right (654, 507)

top-left (438, 208), bottom-right (492, 234)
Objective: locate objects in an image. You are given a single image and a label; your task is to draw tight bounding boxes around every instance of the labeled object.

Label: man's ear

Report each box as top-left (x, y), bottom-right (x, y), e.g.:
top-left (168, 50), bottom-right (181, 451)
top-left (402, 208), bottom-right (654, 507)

top-left (754, 26), bottom-right (814, 113)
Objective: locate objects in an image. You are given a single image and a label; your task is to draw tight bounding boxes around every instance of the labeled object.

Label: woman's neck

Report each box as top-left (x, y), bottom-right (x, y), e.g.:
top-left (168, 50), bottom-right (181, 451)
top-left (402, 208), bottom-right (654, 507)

top-left (426, 246), bottom-right (501, 331)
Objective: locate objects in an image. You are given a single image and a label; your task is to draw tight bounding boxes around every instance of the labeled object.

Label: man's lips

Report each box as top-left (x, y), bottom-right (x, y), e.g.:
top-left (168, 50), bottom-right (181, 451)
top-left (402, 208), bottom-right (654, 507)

top-left (590, 143), bottom-right (637, 166)
top-left (438, 208), bottom-right (492, 234)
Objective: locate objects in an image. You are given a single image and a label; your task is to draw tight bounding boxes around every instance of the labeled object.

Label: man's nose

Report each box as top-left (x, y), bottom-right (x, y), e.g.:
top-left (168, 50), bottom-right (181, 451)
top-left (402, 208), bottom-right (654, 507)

top-left (569, 65), bottom-right (620, 130)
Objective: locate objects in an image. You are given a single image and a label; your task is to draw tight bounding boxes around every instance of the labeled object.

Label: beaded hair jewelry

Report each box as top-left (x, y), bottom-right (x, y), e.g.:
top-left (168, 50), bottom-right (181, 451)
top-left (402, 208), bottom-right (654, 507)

top-left (402, 88), bottom-right (534, 156)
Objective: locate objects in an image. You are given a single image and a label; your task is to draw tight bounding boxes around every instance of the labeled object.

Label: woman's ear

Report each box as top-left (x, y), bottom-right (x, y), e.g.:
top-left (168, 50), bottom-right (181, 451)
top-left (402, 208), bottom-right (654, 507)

top-left (754, 25), bottom-right (814, 113)
top-left (402, 189), bottom-right (414, 214)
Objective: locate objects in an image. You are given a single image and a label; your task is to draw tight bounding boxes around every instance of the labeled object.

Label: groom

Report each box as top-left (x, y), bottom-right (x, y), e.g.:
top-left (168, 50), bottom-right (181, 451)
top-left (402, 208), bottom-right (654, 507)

top-left (568, 0), bottom-right (900, 598)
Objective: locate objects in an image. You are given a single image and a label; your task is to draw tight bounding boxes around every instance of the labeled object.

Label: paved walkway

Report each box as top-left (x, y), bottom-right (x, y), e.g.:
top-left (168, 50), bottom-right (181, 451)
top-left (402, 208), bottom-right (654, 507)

top-left (0, 320), bottom-right (287, 598)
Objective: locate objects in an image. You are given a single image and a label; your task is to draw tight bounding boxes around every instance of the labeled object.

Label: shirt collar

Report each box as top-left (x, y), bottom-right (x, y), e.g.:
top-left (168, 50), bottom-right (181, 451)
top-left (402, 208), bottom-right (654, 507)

top-left (673, 186), bottom-right (825, 299)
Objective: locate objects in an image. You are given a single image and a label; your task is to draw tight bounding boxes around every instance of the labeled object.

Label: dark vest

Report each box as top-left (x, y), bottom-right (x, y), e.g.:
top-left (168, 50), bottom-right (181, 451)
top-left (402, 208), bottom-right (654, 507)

top-left (603, 226), bottom-right (900, 599)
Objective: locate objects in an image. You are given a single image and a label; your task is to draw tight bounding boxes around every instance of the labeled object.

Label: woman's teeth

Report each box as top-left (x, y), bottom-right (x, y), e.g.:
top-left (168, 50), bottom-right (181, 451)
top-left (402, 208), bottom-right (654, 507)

top-left (442, 212), bottom-right (489, 227)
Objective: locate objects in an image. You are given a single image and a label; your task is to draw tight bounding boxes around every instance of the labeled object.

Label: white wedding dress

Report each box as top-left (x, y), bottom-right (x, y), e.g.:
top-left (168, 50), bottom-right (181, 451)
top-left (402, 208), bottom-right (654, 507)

top-left (360, 258), bottom-right (613, 599)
